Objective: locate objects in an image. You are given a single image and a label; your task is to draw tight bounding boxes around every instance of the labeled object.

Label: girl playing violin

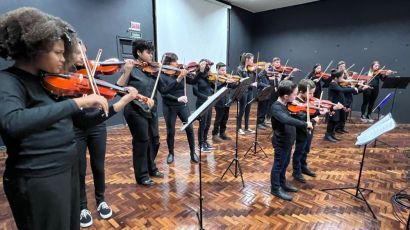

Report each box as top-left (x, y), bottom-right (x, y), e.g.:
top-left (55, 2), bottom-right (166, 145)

top-left (159, 52), bottom-right (199, 164)
top-left (306, 64), bottom-right (331, 98)
top-left (237, 53), bottom-right (258, 135)
top-left (193, 59), bottom-right (215, 152)
top-left (0, 8), bottom-right (139, 230)
top-left (360, 61), bottom-right (395, 123)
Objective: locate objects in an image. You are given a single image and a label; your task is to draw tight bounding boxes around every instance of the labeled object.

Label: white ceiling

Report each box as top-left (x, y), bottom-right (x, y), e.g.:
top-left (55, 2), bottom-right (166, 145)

top-left (225, 0), bottom-right (320, 13)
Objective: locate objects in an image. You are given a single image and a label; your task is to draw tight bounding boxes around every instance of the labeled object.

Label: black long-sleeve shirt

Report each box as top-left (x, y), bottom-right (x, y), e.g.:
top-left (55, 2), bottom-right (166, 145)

top-left (368, 73), bottom-right (387, 87)
top-left (0, 67), bottom-right (115, 177)
top-left (193, 71), bottom-right (214, 105)
top-left (159, 72), bottom-right (198, 106)
top-left (270, 101), bottom-right (308, 146)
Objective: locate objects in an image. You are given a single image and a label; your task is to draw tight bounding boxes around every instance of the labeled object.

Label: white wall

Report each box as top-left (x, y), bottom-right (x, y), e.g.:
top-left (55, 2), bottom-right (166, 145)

top-left (156, 0), bottom-right (229, 71)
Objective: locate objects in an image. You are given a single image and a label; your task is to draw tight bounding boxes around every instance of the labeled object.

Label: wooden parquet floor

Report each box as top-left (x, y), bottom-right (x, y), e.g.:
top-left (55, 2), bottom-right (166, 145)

top-left (0, 105), bottom-right (409, 230)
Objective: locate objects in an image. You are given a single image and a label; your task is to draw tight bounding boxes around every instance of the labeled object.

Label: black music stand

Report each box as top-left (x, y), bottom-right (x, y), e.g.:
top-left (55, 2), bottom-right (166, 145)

top-left (381, 76), bottom-right (410, 114)
top-left (244, 85), bottom-right (276, 158)
top-left (181, 87), bottom-right (230, 230)
top-left (371, 92), bottom-right (398, 149)
top-left (221, 77), bottom-right (252, 188)
top-left (321, 113), bottom-right (397, 220)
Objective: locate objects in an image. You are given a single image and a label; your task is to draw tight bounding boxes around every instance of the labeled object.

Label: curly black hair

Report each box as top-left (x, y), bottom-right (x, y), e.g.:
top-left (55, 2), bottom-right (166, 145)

top-left (131, 39), bottom-right (154, 59)
top-left (0, 7), bottom-right (78, 70)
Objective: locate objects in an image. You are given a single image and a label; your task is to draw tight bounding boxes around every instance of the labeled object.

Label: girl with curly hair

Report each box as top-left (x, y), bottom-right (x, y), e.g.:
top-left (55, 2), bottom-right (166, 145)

top-left (0, 7), bottom-right (139, 229)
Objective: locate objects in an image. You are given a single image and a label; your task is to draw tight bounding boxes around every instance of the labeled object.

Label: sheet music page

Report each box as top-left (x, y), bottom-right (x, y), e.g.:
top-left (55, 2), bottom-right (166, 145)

top-left (355, 113), bottom-right (397, 146)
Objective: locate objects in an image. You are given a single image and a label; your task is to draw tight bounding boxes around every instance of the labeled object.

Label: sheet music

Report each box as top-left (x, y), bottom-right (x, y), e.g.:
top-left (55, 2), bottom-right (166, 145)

top-left (180, 87), bottom-right (229, 131)
top-left (355, 113), bottom-right (396, 146)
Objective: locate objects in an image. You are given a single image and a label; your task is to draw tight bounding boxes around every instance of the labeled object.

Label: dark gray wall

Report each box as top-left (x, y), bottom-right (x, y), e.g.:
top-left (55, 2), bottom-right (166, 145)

top-left (252, 0), bottom-right (410, 123)
top-left (0, 0), bottom-right (154, 146)
top-left (227, 6), bottom-right (254, 72)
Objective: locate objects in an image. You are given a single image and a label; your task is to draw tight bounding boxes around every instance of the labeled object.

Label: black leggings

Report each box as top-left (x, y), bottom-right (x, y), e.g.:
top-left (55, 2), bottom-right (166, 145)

top-left (163, 104), bottom-right (195, 154)
top-left (76, 123), bottom-right (107, 210)
top-left (257, 100), bottom-right (270, 125)
top-left (124, 104), bottom-right (160, 183)
top-left (238, 90), bottom-right (253, 130)
top-left (361, 87), bottom-right (379, 116)
top-left (212, 106), bottom-right (230, 136)
top-left (197, 102), bottom-right (212, 146)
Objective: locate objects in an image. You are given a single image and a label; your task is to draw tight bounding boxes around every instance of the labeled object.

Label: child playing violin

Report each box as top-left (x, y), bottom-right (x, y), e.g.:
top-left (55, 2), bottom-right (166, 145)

top-left (193, 59), bottom-right (215, 152)
top-left (306, 63), bottom-right (332, 99)
top-left (271, 57), bottom-right (300, 81)
top-left (290, 79), bottom-right (323, 183)
top-left (324, 70), bottom-right (369, 142)
top-left (159, 52), bottom-right (199, 164)
top-left (270, 80), bottom-right (313, 201)
top-left (211, 62), bottom-right (237, 143)
top-left (0, 7), bottom-right (140, 229)
top-left (361, 61), bottom-right (395, 123)
top-left (117, 39), bottom-right (180, 187)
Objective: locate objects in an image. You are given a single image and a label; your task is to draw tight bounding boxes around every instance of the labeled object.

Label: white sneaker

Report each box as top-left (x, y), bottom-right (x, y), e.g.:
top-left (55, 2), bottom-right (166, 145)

top-left (238, 129), bottom-right (245, 135)
top-left (366, 115), bottom-right (374, 123)
top-left (360, 115), bottom-right (368, 123)
top-left (80, 209), bottom-right (93, 228)
top-left (97, 201), bottom-right (113, 219)
top-left (245, 128), bottom-right (256, 134)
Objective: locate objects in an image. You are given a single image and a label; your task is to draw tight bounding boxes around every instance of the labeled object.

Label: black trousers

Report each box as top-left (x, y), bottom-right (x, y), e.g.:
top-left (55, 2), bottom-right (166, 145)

top-left (212, 106), bottom-right (230, 136)
top-left (257, 99), bottom-right (270, 125)
top-left (326, 120), bottom-right (339, 135)
top-left (197, 102), bottom-right (212, 146)
top-left (293, 129), bottom-right (313, 175)
top-left (238, 90), bottom-right (253, 130)
top-left (271, 137), bottom-right (293, 190)
top-left (361, 87), bottom-right (379, 116)
top-left (4, 164), bottom-right (80, 230)
top-left (124, 104), bottom-right (160, 183)
top-left (162, 103), bottom-right (195, 154)
top-left (75, 123), bottom-right (107, 210)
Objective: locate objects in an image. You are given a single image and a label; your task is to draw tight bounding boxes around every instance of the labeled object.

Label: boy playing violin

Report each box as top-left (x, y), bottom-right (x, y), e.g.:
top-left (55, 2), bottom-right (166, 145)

top-left (270, 80), bottom-right (313, 201)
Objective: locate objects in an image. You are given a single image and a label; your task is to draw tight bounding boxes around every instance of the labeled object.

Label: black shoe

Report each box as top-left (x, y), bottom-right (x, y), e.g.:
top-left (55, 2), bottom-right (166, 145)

top-left (262, 123), bottom-right (270, 128)
top-left (200, 144), bottom-right (211, 153)
top-left (324, 134), bottom-right (337, 142)
top-left (167, 153), bottom-right (174, 164)
top-left (190, 152), bottom-right (199, 163)
top-left (97, 201), bottom-right (113, 219)
top-left (335, 129), bottom-right (345, 134)
top-left (220, 133), bottom-right (232, 141)
top-left (282, 183), bottom-right (298, 192)
top-left (138, 179), bottom-right (155, 186)
top-left (330, 134), bottom-right (341, 141)
top-left (271, 187), bottom-right (293, 201)
top-left (80, 209), bottom-right (93, 228)
top-left (293, 174), bottom-right (306, 183)
top-left (257, 124), bottom-right (267, 130)
top-left (340, 128), bottom-right (349, 133)
top-left (150, 171), bottom-right (165, 178)
top-left (212, 135), bottom-right (223, 143)
top-left (302, 168), bottom-right (316, 177)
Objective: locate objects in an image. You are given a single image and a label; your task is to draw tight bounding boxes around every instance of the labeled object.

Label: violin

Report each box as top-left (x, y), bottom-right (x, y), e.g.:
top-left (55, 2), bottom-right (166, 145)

top-left (275, 65), bottom-right (300, 74)
top-left (133, 60), bottom-right (195, 78)
top-left (351, 74), bottom-right (372, 81)
top-left (76, 59), bottom-right (125, 76)
top-left (314, 71), bottom-right (331, 80)
top-left (287, 101), bottom-right (319, 115)
top-left (208, 73), bottom-right (240, 84)
top-left (373, 69), bottom-right (397, 76)
top-left (42, 72), bottom-right (149, 103)
top-left (246, 62), bottom-right (265, 72)
top-left (310, 96), bottom-right (339, 109)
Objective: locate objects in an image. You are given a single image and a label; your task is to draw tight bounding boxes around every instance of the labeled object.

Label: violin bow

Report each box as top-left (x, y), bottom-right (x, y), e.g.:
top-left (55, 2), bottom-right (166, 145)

top-left (318, 91), bottom-right (323, 123)
top-left (78, 44), bottom-right (100, 95)
top-left (150, 55), bottom-right (165, 100)
top-left (254, 52), bottom-right (260, 83)
top-left (318, 60), bottom-right (333, 81)
top-left (89, 49), bottom-right (103, 95)
top-left (183, 58), bottom-right (187, 106)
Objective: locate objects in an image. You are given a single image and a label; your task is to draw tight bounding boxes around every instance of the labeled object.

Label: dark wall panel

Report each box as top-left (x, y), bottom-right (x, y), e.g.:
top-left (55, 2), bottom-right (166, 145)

top-left (252, 0), bottom-right (410, 123)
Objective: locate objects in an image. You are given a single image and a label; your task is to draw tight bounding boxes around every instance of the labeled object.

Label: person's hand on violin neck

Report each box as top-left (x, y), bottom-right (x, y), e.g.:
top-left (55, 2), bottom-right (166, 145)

top-left (73, 94), bottom-right (109, 115)
top-left (177, 96), bottom-right (188, 104)
top-left (123, 59), bottom-right (135, 74)
top-left (176, 69), bottom-right (188, 82)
